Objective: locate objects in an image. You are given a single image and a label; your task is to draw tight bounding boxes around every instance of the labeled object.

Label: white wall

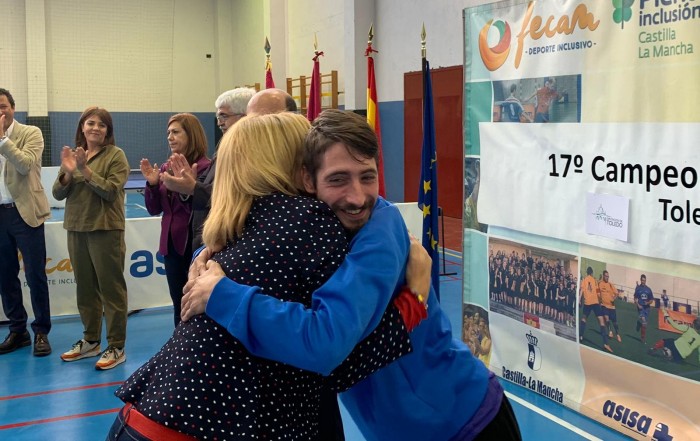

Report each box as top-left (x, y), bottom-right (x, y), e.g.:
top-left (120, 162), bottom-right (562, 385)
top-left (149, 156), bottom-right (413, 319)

top-left (3, 0), bottom-right (490, 112)
top-left (287, 0), bottom-right (345, 104)
top-left (44, 0), bottom-right (177, 111)
top-left (373, 0), bottom-right (484, 102)
top-left (6, 0), bottom-right (234, 113)
top-left (230, 0), bottom-right (266, 89)
top-left (171, 0), bottom-right (217, 110)
top-left (1, 0), bottom-right (29, 109)
top-left (280, 0), bottom-right (486, 107)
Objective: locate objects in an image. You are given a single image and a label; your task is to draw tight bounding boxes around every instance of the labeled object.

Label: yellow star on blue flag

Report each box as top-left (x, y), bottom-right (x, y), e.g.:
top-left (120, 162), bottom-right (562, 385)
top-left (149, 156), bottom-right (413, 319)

top-left (418, 57), bottom-right (440, 299)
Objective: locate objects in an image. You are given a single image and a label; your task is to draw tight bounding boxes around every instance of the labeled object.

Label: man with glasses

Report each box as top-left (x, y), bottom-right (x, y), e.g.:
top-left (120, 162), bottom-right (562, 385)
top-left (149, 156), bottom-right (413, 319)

top-left (161, 87), bottom-right (255, 248)
top-left (214, 88), bottom-right (252, 134)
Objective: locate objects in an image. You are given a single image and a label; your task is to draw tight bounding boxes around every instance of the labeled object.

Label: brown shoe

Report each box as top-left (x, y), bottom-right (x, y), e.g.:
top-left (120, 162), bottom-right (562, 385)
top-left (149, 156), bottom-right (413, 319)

top-left (33, 333), bottom-right (52, 357)
top-left (0, 331), bottom-right (31, 354)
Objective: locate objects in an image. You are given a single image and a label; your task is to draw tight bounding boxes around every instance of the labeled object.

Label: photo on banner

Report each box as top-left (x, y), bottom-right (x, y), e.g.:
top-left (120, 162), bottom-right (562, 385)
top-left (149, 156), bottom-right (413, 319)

top-left (461, 304), bottom-right (492, 366)
top-left (489, 237), bottom-right (578, 342)
top-left (580, 257), bottom-right (700, 382)
top-left (464, 157), bottom-right (487, 233)
top-left (491, 75), bottom-right (580, 124)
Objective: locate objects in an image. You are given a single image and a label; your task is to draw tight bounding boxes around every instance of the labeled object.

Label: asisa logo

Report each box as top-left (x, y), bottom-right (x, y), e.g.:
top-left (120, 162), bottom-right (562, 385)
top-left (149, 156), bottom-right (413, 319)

top-left (602, 400), bottom-right (673, 440)
top-left (478, 19), bottom-right (512, 71)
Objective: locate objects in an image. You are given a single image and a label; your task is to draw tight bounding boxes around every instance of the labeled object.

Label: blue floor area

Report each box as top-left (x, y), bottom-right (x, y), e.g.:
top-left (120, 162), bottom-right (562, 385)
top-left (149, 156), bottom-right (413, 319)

top-left (0, 248), bottom-right (632, 440)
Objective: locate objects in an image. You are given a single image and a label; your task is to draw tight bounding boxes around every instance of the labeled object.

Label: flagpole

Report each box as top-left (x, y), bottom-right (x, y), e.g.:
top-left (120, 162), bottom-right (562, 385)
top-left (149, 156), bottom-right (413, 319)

top-left (307, 33), bottom-right (323, 121)
top-left (421, 25), bottom-right (455, 279)
top-left (366, 23), bottom-right (386, 197)
top-left (421, 24), bottom-right (427, 93)
top-left (418, 24), bottom-right (444, 299)
top-left (264, 37), bottom-right (275, 89)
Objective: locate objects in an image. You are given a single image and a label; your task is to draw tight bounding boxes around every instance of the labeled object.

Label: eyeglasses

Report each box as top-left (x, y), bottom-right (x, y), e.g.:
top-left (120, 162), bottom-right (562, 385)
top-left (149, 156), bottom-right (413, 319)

top-left (216, 113), bottom-right (245, 122)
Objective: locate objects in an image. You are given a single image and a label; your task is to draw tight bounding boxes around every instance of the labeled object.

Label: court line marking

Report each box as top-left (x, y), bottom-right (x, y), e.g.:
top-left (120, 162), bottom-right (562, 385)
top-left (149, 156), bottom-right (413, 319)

top-left (0, 381), bottom-right (124, 401)
top-left (0, 408), bottom-right (121, 430)
top-left (506, 391), bottom-right (603, 441)
top-left (441, 248), bottom-right (463, 259)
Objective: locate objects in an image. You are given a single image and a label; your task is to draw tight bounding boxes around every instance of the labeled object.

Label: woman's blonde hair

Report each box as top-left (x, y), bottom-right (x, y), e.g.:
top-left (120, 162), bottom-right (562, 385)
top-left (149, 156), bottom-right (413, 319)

top-left (202, 112), bottom-right (311, 251)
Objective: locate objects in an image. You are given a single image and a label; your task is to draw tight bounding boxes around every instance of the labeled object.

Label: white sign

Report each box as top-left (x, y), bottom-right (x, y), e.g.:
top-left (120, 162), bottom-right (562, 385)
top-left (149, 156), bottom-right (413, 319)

top-left (478, 122), bottom-right (700, 265)
top-left (585, 192), bottom-right (629, 242)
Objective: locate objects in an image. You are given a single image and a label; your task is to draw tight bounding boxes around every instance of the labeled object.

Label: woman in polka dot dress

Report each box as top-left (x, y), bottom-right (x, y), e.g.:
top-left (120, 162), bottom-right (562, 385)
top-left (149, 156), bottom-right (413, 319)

top-left (109, 112), bottom-right (412, 441)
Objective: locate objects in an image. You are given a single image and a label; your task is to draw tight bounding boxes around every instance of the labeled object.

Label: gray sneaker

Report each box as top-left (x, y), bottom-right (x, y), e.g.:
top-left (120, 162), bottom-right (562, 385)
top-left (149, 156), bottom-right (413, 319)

top-left (61, 339), bottom-right (101, 362)
top-left (95, 346), bottom-right (126, 370)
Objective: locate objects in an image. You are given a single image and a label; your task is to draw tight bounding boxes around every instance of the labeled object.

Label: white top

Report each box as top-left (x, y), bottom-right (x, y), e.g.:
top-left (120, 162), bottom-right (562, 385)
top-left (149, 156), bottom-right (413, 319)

top-left (0, 120), bottom-right (16, 204)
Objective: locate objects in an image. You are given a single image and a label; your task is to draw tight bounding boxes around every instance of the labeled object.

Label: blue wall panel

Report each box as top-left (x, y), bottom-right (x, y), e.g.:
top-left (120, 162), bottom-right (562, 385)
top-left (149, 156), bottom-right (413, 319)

top-left (21, 107), bottom-right (405, 202)
top-left (48, 112), bottom-right (218, 169)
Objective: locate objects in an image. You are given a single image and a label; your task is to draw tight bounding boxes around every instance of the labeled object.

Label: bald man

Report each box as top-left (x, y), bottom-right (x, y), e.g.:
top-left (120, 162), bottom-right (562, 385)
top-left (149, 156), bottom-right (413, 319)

top-left (246, 88), bottom-right (298, 115)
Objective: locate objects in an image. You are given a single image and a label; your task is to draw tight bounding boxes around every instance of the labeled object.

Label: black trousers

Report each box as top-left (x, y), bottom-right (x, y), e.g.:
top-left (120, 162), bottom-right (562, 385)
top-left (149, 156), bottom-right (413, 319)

top-left (474, 395), bottom-right (522, 440)
top-left (163, 236), bottom-right (191, 327)
top-left (0, 206), bottom-right (51, 335)
top-left (317, 388), bottom-right (345, 441)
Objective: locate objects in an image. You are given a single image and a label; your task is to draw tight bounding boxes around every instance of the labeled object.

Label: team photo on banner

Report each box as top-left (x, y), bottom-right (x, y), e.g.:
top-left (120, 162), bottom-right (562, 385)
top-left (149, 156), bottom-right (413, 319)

top-left (463, 0), bottom-right (699, 439)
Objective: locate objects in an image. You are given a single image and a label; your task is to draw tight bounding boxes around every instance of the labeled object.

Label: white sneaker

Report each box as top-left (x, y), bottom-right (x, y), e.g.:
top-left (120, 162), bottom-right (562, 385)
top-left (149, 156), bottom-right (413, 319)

top-left (95, 346), bottom-right (126, 370)
top-left (61, 339), bottom-right (101, 362)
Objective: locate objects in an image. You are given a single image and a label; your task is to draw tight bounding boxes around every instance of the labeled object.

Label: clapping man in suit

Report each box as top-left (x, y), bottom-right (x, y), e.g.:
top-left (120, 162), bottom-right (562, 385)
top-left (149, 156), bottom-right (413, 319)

top-left (0, 88), bottom-right (52, 356)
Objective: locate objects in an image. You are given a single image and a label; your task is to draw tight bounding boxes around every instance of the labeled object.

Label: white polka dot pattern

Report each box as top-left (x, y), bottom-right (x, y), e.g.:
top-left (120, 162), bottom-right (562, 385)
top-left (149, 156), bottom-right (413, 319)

top-left (116, 194), bottom-right (411, 439)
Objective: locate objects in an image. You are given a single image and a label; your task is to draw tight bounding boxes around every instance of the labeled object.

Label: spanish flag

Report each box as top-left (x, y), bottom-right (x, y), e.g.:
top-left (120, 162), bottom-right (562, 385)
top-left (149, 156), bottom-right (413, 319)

top-left (366, 42), bottom-right (386, 197)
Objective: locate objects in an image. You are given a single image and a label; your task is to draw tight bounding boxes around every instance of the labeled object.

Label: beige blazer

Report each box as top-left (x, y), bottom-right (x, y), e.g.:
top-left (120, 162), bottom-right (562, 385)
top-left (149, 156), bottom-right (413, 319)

top-left (0, 121), bottom-right (50, 227)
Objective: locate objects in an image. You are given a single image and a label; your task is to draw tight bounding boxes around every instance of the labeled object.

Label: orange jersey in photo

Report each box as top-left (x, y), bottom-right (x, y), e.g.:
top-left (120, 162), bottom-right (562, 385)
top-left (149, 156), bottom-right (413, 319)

top-left (581, 275), bottom-right (600, 305)
top-left (598, 280), bottom-right (618, 309)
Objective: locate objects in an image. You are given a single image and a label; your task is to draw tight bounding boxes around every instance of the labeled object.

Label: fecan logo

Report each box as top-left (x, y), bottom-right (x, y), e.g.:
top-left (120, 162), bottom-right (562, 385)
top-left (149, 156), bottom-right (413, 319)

top-left (477, 1), bottom-right (600, 71)
top-left (478, 19), bottom-right (512, 71)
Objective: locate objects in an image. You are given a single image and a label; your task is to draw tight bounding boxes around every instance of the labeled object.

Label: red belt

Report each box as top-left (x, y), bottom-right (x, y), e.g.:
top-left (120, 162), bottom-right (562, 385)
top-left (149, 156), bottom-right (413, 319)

top-left (120, 404), bottom-right (197, 441)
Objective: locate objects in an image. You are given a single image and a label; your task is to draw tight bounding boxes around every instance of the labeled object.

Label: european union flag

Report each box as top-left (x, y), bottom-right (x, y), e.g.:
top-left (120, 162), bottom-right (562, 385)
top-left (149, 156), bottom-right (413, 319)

top-left (418, 58), bottom-right (440, 299)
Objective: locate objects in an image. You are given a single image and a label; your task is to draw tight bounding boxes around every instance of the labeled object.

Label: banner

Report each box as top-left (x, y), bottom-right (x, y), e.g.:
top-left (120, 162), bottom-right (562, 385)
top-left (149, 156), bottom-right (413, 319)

top-left (478, 123), bottom-right (700, 265)
top-left (464, 1), bottom-right (700, 439)
top-left (2, 218), bottom-right (171, 321)
top-left (4, 209), bottom-right (425, 320)
top-left (658, 309), bottom-right (698, 334)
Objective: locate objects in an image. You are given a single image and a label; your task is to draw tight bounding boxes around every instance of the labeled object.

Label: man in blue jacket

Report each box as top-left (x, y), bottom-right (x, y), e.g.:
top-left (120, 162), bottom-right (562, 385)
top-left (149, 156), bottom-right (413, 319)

top-left (182, 110), bottom-right (521, 441)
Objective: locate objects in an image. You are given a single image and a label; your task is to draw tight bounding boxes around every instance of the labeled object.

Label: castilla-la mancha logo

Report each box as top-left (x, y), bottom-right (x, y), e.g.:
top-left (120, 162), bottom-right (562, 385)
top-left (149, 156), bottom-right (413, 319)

top-left (526, 331), bottom-right (541, 370)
